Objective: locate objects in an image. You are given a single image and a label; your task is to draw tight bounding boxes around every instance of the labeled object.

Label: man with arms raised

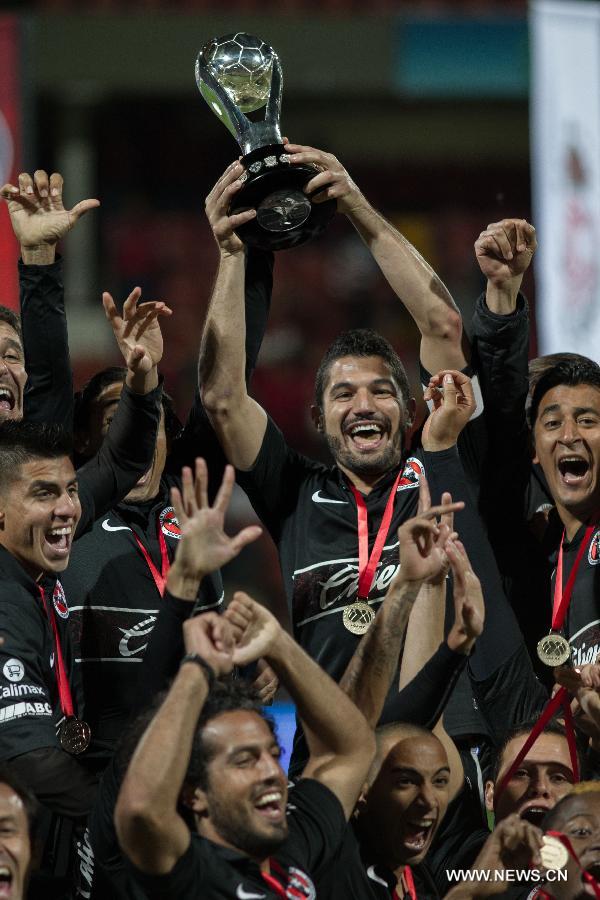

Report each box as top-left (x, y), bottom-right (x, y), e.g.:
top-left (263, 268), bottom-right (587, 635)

top-left (115, 593), bottom-right (375, 898)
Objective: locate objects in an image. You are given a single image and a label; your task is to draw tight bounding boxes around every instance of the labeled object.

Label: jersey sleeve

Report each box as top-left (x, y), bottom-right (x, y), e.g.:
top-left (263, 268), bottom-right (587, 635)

top-left (19, 256), bottom-right (75, 430)
top-left (0, 594), bottom-right (59, 758)
top-left (282, 779), bottom-right (347, 879)
top-left (236, 416), bottom-right (317, 542)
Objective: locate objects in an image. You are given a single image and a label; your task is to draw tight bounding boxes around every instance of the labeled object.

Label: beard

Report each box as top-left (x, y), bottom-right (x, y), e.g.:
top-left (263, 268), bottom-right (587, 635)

top-left (325, 428), bottom-right (404, 480)
top-left (206, 791), bottom-right (289, 860)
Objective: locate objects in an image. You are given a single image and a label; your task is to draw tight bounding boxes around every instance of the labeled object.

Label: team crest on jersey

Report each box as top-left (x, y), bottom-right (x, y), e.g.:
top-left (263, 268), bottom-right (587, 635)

top-left (53, 581), bottom-right (69, 619)
top-left (397, 457), bottom-right (424, 492)
top-left (589, 530), bottom-right (600, 566)
top-left (160, 507), bottom-right (181, 540)
top-left (286, 867), bottom-right (315, 900)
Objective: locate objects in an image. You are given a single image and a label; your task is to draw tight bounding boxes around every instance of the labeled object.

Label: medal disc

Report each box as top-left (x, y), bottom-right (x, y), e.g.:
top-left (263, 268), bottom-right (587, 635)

top-left (540, 834), bottom-right (569, 871)
top-left (59, 716), bottom-right (91, 755)
top-left (536, 633), bottom-right (571, 667)
top-left (343, 601), bottom-right (375, 635)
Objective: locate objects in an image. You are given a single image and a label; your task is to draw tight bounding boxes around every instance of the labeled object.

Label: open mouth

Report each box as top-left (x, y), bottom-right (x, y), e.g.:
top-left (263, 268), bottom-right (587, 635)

top-left (402, 820), bottom-right (435, 853)
top-left (44, 526), bottom-right (73, 558)
top-left (558, 456), bottom-right (591, 486)
top-left (345, 421), bottom-right (387, 451)
top-left (520, 806), bottom-right (550, 827)
top-left (254, 790), bottom-right (284, 823)
top-left (0, 387), bottom-right (15, 413)
top-left (0, 865), bottom-right (13, 899)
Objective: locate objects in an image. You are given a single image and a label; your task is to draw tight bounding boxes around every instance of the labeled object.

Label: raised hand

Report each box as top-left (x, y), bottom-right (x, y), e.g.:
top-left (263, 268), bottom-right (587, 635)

top-left (182, 612), bottom-right (235, 678)
top-left (205, 160), bottom-right (257, 257)
top-left (1, 170), bottom-right (99, 264)
top-left (446, 539), bottom-right (485, 654)
top-left (475, 218), bottom-right (537, 287)
top-left (170, 459), bottom-right (262, 582)
top-left (422, 370), bottom-right (476, 451)
top-left (283, 143), bottom-right (364, 215)
top-left (102, 286), bottom-right (171, 376)
top-left (225, 592), bottom-right (282, 667)
top-left (252, 659), bottom-right (279, 705)
top-left (397, 475), bottom-right (463, 585)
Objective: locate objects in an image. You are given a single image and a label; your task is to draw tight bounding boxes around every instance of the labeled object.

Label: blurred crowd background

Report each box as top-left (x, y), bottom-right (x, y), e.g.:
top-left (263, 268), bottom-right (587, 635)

top-left (0, 0), bottom-right (534, 630)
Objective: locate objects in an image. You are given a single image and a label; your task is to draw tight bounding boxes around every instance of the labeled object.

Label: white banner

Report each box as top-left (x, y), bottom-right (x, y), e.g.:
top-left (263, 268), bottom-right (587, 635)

top-left (531, 0), bottom-right (600, 359)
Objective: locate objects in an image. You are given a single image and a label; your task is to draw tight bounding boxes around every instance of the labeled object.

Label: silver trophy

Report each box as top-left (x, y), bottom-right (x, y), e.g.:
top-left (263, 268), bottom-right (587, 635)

top-left (196, 33), bottom-right (335, 250)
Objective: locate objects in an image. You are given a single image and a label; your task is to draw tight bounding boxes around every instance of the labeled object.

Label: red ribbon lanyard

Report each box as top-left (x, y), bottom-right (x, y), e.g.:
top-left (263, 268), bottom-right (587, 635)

top-left (551, 525), bottom-right (595, 631)
top-left (392, 867), bottom-right (417, 900)
top-left (546, 831), bottom-right (600, 900)
top-left (132, 515), bottom-right (170, 598)
top-left (495, 687), bottom-right (579, 801)
top-left (350, 474), bottom-right (401, 600)
top-left (38, 586), bottom-right (74, 718)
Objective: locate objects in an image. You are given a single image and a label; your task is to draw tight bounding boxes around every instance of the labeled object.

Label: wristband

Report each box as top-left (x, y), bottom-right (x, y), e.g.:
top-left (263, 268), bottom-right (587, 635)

top-left (180, 653), bottom-right (216, 689)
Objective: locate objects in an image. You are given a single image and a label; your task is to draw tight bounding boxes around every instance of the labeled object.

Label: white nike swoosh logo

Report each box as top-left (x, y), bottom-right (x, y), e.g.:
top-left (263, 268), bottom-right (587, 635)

top-left (366, 866), bottom-right (389, 887)
top-left (311, 490), bottom-right (347, 505)
top-left (101, 519), bottom-right (132, 533)
top-left (236, 887), bottom-right (266, 900)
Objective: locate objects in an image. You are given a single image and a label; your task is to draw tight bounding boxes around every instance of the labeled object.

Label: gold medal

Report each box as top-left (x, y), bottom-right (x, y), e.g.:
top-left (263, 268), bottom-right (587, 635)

top-left (343, 601), bottom-right (375, 635)
top-left (536, 632), bottom-right (571, 667)
top-left (540, 834), bottom-right (569, 870)
top-left (59, 716), bottom-right (91, 755)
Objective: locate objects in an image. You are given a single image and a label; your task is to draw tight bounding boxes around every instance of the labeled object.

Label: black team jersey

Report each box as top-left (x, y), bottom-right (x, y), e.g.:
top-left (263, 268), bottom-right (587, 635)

top-left (558, 521), bottom-right (600, 665)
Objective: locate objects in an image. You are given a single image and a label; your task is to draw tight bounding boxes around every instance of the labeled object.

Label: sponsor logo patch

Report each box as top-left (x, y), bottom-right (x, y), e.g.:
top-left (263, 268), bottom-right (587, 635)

top-left (397, 457), bottom-right (424, 491)
top-left (118, 615), bottom-right (157, 658)
top-left (160, 507), bottom-right (181, 540)
top-left (53, 580), bottom-right (69, 619)
top-left (0, 701), bottom-right (52, 723)
top-left (589, 530), bottom-right (600, 566)
top-left (0, 684), bottom-right (44, 700)
top-left (2, 658), bottom-right (24, 682)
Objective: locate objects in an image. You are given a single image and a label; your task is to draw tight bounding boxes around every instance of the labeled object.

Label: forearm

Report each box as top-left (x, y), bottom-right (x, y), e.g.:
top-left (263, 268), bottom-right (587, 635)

top-left (199, 251), bottom-right (248, 409)
top-left (19, 256), bottom-right (75, 428)
top-left (346, 200), bottom-right (463, 359)
top-left (340, 576), bottom-right (422, 727)
top-left (244, 248), bottom-right (273, 385)
top-left (266, 631), bottom-right (373, 758)
top-left (126, 364), bottom-right (159, 395)
top-left (118, 663), bottom-right (208, 822)
top-left (399, 581), bottom-right (445, 689)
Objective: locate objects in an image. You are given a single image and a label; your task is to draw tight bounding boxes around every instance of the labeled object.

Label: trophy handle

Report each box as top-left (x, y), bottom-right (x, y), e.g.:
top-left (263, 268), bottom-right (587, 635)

top-left (195, 50), bottom-right (283, 156)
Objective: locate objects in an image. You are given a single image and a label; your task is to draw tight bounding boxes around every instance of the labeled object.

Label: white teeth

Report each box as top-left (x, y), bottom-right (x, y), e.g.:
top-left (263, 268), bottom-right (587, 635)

top-left (255, 792), bottom-right (282, 807)
top-left (0, 389), bottom-right (11, 398)
top-left (350, 424), bottom-right (382, 435)
top-left (49, 527), bottom-right (71, 536)
top-left (0, 866), bottom-right (10, 876)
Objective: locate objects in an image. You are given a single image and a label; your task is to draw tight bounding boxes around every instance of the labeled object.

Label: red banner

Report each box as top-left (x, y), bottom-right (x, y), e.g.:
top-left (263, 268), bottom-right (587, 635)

top-left (0, 15), bottom-right (21, 311)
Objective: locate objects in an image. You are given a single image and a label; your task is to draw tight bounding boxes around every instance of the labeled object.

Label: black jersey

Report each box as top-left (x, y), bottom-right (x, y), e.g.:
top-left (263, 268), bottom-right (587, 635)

top-left (126, 778), bottom-right (346, 900)
top-left (559, 522), bottom-right (600, 666)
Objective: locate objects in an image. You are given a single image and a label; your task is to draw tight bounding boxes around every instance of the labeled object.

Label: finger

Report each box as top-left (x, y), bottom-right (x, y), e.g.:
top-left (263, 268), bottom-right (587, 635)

top-left (0, 184), bottom-right (36, 211)
top-left (228, 208), bottom-right (257, 229)
top-left (170, 485), bottom-right (187, 527)
top-left (122, 286), bottom-right (142, 327)
top-left (303, 169), bottom-right (337, 196)
top-left (48, 172), bottom-right (64, 205)
top-left (230, 525), bottom-right (263, 555)
top-left (487, 223), bottom-right (514, 260)
top-left (69, 198), bottom-right (101, 222)
top-left (18, 172), bottom-right (34, 197)
top-left (180, 466), bottom-right (196, 518)
top-left (0, 182), bottom-right (19, 199)
top-left (440, 491), bottom-right (455, 532)
top-left (33, 169), bottom-right (50, 201)
top-left (475, 233), bottom-right (506, 259)
top-left (420, 501), bottom-right (465, 520)
top-left (193, 457), bottom-right (208, 510)
top-left (214, 464), bottom-right (235, 515)
top-left (102, 291), bottom-right (120, 324)
top-left (417, 473), bottom-right (431, 515)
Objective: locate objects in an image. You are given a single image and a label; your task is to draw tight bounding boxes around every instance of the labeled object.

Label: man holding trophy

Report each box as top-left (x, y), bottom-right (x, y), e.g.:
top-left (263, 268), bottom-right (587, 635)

top-left (197, 33), bottom-right (488, 775)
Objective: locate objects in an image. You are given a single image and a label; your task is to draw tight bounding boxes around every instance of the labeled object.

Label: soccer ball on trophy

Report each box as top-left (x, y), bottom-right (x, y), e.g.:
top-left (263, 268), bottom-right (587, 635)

top-left (203, 33), bottom-right (273, 114)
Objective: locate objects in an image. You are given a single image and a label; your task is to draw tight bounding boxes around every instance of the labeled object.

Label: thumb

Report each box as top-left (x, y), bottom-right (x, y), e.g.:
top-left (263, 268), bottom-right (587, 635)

top-left (127, 345), bottom-right (146, 370)
top-left (231, 525), bottom-right (263, 554)
top-left (441, 373), bottom-right (458, 406)
top-left (69, 198), bottom-right (100, 223)
top-left (102, 291), bottom-right (119, 323)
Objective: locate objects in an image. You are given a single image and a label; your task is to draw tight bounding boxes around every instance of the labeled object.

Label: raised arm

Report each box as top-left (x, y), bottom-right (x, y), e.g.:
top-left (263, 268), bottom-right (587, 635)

top-left (284, 142), bottom-right (466, 374)
top-left (199, 162), bottom-right (268, 470)
top-left (227, 593), bottom-right (375, 820)
top-left (1, 169), bottom-right (99, 427)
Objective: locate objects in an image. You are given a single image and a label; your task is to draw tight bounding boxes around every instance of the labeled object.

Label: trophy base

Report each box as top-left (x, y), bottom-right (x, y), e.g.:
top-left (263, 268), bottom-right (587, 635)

top-left (230, 144), bottom-right (336, 250)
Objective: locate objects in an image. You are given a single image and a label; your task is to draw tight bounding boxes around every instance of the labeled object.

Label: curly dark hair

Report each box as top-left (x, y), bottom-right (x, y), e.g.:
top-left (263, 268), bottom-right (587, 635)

top-left (530, 357), bottom-right (600, 428)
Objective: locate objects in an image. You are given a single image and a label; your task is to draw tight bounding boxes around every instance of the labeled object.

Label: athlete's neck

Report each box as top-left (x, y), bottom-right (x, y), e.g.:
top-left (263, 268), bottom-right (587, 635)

top-left (338, 464), bottom-right (389, 496)
top-left (557, 502), bottom-right (599, 541)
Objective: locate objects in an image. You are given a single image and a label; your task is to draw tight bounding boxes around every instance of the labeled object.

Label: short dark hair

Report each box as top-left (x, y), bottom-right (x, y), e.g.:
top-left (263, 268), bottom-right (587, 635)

top-left (314, 329), bottom-right (410, 410)
top-left (0, 305), bottom-right (22, 340)
top-left (491, 717), bottom-right (582, 785)
top-left (116, 678), bottom-right (276, 794)
top-left (74, 366), bottom-right (182, 446)
top-left (530, 358), bottom-right (600, 428)
top-left (0, 764), bottom-right (39, 840)
top-left (0, 421), bottom-right (72, 493)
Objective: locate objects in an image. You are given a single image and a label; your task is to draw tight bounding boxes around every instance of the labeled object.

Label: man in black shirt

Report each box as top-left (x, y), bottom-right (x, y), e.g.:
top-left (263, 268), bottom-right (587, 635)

top-left (115, 593), bottom-right (375, 900)
top-left (0, 765), bottom-right (38, 900)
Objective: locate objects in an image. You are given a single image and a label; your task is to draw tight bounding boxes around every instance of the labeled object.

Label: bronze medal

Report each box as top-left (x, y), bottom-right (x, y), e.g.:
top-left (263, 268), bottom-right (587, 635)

top-left (59, 716), bottom-right (91, 755)
top-left (540, 834), bottom-right (569, 870)
top-left (536, 632), bottom-right (571, 667)
top-left (343, 601), bottom-right (375, 635)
